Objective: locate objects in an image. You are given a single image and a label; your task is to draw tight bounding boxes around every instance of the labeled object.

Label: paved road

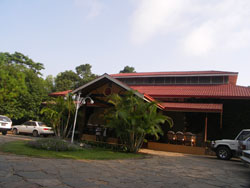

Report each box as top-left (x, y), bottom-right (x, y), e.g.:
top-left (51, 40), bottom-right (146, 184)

top-left (0, 134), bottom-right (250, 188)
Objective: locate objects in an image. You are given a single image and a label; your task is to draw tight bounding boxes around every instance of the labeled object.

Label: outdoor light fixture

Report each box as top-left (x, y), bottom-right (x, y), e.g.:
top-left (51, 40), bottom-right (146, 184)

top-left (71, 92), bottom-right (94, 143)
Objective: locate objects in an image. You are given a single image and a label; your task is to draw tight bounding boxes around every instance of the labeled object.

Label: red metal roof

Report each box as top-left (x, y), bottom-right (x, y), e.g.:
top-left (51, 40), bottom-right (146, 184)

top-left (49, 90), bottom-right (72, 97)
top-left (131, 85), bottom-right (250, 99)
top-left (143, 94), bottom-right (165, 109)
top-left (162, 102), bottom-right (223, 113)
top-left (111, 70), bottom-right (238, 78)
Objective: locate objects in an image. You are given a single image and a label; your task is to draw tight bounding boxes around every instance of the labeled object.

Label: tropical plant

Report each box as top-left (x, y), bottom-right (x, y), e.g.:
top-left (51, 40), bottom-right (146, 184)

top-left (105, 91), bottom-right (173, 153)
top-left (41, 95), bottom-right (75, 138)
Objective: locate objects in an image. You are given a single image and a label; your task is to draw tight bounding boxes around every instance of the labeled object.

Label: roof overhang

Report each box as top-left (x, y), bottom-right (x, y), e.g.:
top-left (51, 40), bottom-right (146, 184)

top-left (162, 102), bottom-right (223, 113)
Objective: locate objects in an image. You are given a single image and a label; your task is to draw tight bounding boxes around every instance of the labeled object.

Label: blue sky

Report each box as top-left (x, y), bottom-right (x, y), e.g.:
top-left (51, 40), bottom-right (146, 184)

top-left (1, 0), bottom-right (250, 86)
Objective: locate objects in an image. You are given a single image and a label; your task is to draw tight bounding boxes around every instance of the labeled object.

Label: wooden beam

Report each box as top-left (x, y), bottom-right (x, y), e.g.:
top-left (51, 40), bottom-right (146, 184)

top-left (204, 113), bottom-right (208, 142)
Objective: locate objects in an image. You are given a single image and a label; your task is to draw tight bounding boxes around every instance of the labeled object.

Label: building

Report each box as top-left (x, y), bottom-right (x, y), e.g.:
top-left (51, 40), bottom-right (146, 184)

top-left (50, 70), bottom-right (250, 153)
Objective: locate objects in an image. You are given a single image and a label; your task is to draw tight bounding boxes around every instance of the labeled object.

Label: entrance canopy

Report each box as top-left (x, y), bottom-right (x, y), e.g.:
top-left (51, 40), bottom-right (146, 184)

top-left (162, 102), bottom-right (223, 113)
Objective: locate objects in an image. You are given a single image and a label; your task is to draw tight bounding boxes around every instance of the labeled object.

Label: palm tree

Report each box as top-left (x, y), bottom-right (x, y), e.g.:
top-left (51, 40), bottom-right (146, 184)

top-left (105, 91), bottom-right (173, 153)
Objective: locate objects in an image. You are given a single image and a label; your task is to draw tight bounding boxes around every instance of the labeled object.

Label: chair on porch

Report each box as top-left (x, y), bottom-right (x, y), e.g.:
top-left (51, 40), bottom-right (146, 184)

top-left (184, 132), bottom-right (196, 146)
top-left (167, 131), bottom-right (176, 144)
top-left (176, 131), bottom-right (185, 145)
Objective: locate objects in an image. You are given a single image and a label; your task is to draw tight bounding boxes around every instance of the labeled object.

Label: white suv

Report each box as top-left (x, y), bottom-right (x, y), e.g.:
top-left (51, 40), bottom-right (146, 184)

top-left (211, 129), bottom-right (250, 160)
top-left (12, 121), bottom-right (54, 137)
top-left (0, 115), bottom-right (12, 135)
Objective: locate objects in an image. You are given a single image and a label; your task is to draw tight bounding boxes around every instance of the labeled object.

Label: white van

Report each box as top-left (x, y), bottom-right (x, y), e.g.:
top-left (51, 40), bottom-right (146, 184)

top-left (0, 115), bottom-right (12, 135)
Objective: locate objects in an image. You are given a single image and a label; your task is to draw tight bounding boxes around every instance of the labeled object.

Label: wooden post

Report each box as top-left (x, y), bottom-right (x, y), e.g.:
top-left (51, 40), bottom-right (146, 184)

top-left (204, 113), bottom-right (208, 142)
top-left (220, 111), bottom-right (223, 129)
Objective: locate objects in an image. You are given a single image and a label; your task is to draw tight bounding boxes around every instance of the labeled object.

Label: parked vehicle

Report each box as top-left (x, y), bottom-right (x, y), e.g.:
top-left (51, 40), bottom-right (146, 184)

top-left (239, 137), bottom-right (250, 152)
top-left (211, 129), bottom-right (250, 160)
top-left (12, 121), bottom-right (54, 137)
top-left (0, 115), bottom-right (12, 135)
top-left (240, 150), bottom-right (250, 167)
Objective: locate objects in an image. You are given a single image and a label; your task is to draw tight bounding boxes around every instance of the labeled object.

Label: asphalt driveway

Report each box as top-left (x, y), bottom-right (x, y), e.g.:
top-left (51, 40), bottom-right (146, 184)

top-left (0, 134), bottom-right (249, 188)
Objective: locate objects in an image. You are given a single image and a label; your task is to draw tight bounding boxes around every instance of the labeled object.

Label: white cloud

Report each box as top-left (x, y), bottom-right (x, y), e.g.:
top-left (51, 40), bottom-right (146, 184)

top-left (73, 0), bottom-right (103, 19)
top-left (130, 0), bottom-right (250, 56)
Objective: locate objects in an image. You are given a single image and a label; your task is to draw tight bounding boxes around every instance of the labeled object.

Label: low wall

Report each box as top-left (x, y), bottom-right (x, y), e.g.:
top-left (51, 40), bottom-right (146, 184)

top-left (148, 142), bottom-right (206, 155)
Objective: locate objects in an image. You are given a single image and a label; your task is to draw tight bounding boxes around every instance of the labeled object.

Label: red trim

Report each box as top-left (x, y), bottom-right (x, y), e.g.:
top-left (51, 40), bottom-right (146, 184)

top-left (49, 90), bottom-right (72, 97)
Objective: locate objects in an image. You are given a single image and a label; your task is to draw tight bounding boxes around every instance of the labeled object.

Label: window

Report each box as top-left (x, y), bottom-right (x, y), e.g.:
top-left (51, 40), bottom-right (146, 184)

top-left (212, 76), bottom-right (223, 84)
top-left (237, 131), bottom-right (250, 141)
top-left (199, 76), bottom-right (211, 84)
top-left (187, 77), bottom-right (198, 84)
top-left (155, 77), bottom-right (165, 84)
top-left (176, 77), bottom-right (186, 84)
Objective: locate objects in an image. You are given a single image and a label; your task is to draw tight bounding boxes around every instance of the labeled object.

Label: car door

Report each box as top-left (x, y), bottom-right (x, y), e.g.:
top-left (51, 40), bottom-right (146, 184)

top-left (26, 122), bottom-right (36, 134)
top-left (22, 122), bottom-right (31, 133)
top-left (18, 121), bottom-right (28, 133)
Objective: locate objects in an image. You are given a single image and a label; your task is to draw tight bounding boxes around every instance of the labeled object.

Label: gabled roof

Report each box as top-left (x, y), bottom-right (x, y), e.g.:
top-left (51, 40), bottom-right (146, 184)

top-left (111, 70), bottom-right (238, 78)
top-left (72, 73), bottom-right (143, 98)
top-left (130, 84), bottom-right (250, 99)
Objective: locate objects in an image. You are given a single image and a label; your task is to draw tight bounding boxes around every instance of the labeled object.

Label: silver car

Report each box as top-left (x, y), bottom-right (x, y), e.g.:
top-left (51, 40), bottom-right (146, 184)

top-left (0, 115), bottom-right (12, 135)
top-left (12, 121), bottom-right (54, 137)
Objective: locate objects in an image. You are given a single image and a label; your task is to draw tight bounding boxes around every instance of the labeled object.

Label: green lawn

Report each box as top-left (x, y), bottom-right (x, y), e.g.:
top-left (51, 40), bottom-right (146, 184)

top-left (0, 141), bottom-right (144, 160)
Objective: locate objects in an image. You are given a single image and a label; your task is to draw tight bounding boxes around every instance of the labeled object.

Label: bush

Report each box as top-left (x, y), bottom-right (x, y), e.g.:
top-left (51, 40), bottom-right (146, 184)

top-left (27, 138), bottom-right (82, 151)
top-left (82, 140), bottom-right (127, 152)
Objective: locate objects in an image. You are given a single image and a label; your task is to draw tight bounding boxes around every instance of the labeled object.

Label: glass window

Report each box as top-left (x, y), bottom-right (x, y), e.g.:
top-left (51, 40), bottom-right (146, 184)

top-left (187, 77), bottom-right (198, 84)
top-left (0, 116), bottom-right (11, 122)
top-left (134, 78), bottom-right (144, 85)
top-left (224, 76), bottom-right (229, 84)
top-left (237, 131), bottom-right (250, 141)
top-left (176, 77), bottom-right (186, 84)
top-left (23, 122), bottom-right (34, 126)
top-left (164, 77), bottom-right (172, 84)
top-left (147, 77), bottom-right (155, 84)
top-left (124, 78), bottom-right (134, 84)
top-left (212, 76), bottom-right (223, 84)
top-left (38, 122), bottom-right (47, 127)
top-left (199, 77), bottom-right (211, 84)
top-left (30, 122), bottom-right (37, 126)
top-left (155, 77), bottom-right (165, 84)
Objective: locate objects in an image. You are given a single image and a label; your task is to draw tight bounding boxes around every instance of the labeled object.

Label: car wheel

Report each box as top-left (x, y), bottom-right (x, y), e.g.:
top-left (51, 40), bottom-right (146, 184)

top-left (32, 130), bottom-right (39, 137)
top-left (2, 131), bottom-right (7, 135)
top-left (216, 146), bottom-right (232, 160)
top-left (13, 128), bottom-right (18, 135)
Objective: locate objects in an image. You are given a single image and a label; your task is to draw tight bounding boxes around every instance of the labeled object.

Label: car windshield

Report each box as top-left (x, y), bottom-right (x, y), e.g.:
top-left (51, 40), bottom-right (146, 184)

top-left (0, 116), bottom-right (11, 122)
top-left (37, 122), bottom-right (47, 127)
top-left (237, 131), bottom-right (250, 141)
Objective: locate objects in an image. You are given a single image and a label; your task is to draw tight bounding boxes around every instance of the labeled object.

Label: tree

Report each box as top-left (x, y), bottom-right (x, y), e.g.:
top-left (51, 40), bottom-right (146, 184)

top-left (0, 52), bottom-right (48, 122)
top-left (44, 75), bottom-right (54, 93)
top-left (54, 70), bottom-right (80, 91)
top-left (75, 64), bottom-right (98, 87)
top-left (119, 66), bottom-right (136, 73)
top-left (105, 91), bottom-right (173, 153)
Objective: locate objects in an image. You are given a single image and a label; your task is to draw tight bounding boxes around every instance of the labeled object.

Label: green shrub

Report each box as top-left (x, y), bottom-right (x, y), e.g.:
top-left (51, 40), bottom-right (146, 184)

top-left (82, 140), bottom-right (127, 152)
top-left (27, 138), bottom-right (82, 151)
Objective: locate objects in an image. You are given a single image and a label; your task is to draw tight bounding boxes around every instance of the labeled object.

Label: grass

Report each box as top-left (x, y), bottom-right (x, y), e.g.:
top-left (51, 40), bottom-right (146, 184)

top-left (0, 141), bottom-right (144, 160)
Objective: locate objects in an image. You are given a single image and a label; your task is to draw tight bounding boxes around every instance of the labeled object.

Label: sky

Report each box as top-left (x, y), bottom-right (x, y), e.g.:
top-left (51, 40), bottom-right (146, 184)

top-left (1, 0), bottom-right (250, 86)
